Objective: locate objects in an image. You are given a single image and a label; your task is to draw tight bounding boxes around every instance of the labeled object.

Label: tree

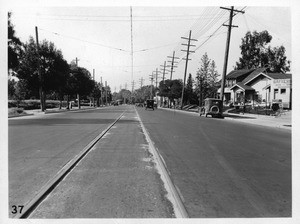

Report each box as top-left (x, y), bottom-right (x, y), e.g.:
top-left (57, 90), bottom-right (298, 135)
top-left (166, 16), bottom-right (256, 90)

top-left (92, 82), bottom-right (102, 106)
top-left (67, 66), bottom-right (95, 108)
top-left (157, 79), bottom-right (183, 107)
top-left (196, 53), bottom-right (220, 105)
top-left (17, 37), bottom-right (41, 99)
top-left (8, 12), bottom-right (23, 72)
top-left (8, 79), bottom-right (17, 99)
top-left (117, 89), bottom-right (132, 104)
top-left (235, 30), bottom-right (290, 72)
top-left (184, 73), bottom-right (197, 105)
top-left (17, 37), bottom-right (70, 110)
top-left (169, 79), bottom-right (183, 107)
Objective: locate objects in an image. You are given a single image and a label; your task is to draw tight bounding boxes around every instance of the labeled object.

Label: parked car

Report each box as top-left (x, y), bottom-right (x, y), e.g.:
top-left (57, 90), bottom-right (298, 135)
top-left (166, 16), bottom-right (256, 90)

top-left (199, 98), bottom-right (223, 118)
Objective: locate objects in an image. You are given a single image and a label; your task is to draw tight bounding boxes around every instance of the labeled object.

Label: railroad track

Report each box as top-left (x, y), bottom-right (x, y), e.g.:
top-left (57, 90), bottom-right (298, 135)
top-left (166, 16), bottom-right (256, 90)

top-left (14, 111), bottom-right (126, 218)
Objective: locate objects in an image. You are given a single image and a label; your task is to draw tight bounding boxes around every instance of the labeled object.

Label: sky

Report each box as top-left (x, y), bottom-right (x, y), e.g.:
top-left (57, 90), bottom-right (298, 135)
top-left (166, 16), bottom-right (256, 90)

top-left (4, 1), bottom-right (293, 93)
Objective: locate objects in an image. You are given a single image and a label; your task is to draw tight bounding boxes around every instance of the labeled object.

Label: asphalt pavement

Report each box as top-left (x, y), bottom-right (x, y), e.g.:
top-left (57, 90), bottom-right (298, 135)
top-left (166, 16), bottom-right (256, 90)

top-left (8, 105), bottom-right (176, 218)
top-left (160, 107), bottom-right (292, 131)
top-left (9, 105), bottom-right (292, 131)
top-left (8, 105), bottom-right (292, 218)
top-left (29, 107), bottom-right (175, 218)
top-left (137, 106), bottom-right (291, 217)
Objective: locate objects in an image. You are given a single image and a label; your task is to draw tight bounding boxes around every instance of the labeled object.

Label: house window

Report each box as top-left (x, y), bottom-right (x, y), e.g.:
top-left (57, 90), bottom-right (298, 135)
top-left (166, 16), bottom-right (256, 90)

top-left (274, 89), bottom-right (279, 99)
top-left (280, 89), bottom-right (286, 94)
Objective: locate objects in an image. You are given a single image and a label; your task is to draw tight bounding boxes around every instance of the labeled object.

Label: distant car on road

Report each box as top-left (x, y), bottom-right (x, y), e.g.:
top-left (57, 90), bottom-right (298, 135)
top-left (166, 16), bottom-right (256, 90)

top-left (145, 99), bottom-right (155, 110)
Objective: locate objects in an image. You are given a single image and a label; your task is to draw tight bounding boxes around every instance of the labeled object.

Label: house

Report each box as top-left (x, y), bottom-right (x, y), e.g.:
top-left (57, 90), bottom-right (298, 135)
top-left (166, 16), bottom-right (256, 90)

top-left (218, 68), bottom-right (292, 109)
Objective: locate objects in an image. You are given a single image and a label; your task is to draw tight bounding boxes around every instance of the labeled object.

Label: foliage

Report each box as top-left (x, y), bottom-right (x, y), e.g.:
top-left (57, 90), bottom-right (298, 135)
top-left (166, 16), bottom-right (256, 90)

top-left (8, 12), bottom-right (23, 71)
top-left (67, 66), bottom-right (95, 97)
top-left (114, 89), bottom-right (132, 104)
top-left (158, 79), bottom-right (183, 103)
top-left (17, 37), bottom-right (70, 101)
top-left (8, 79), bottom-right (16, 99)
top-left (8, 100), bottom-right (66, 110)
top-left (235, 30), bottom-right (290, 72)
top-left (184, 73), bottom-right (198, 105)
top-left (196, 53), bottom-right (220, 105)
top-left (132, 85), bottom-right (156, 103)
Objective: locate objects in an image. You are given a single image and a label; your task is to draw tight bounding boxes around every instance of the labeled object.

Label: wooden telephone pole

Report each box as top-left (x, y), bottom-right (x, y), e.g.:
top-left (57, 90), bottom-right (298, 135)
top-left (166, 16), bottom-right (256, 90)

top-left (220, 6), bottom-right (245, 104)
top-left (139, 77), bottom-right (144, 88)
top-left (167, 51), bottom-right (179, 80)
top-left (35, 26), bottom-right (46, 112)
top-left (149, 73), bottom-right (154, 99)
top-left (160, 61), bottom-right (168, 83)
top-left (180, 30), bottom-right (197, 109)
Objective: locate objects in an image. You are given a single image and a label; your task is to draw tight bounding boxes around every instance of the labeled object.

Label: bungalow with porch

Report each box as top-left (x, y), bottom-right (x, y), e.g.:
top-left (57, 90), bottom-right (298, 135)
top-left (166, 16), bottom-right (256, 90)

top-left (218, 67), bottom-right (292, 109)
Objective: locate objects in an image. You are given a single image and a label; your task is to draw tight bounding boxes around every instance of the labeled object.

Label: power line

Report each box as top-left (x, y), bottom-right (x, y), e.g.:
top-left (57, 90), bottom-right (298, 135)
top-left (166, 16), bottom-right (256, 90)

top-left (20, 13), bottom-right (230, 22)
top-left (38, 27), bottom-right (129, 52)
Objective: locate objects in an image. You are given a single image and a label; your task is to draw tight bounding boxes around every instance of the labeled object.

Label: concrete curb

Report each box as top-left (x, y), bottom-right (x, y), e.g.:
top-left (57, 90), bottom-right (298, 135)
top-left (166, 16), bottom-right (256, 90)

top-left (158, 107), bottom-right (291, 130)
top-left (135, 107), bottom-right (189, 218)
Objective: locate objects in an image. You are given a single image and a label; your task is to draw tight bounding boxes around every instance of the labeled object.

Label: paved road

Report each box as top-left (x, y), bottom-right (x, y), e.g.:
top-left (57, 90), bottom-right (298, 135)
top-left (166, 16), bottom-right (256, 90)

top-left (136, 107), bottom-right (291, 217)
top-left (8, 107), bottom-right (124, 217)
top-left (29, 106), bottom-right (174, 218)
top-left (8, 105), bottom-right (174, 218)
top-left (8, 105), bottom-right (291, 218)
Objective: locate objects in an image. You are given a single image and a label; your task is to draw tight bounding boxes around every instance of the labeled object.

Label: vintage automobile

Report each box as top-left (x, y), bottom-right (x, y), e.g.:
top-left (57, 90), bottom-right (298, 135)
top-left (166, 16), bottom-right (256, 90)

top-left (145, 99), bottom-right (155, 110)
top-left (199, 98), bottom-right (223, 118)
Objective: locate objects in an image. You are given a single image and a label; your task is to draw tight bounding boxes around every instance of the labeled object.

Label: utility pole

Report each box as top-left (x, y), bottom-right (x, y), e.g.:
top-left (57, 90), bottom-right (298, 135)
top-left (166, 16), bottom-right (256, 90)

top-left (155, 68), bottom-right (160, 89)
top-left (149, 73), bottom-right (154, 99)
top-left (160, 61), bottom-right (168, 83)
top-left (155, 68), bottom-right (160, 106)
top-left (160, 61), bottom-right (168, 107)
top-left (139, 77), bottom-right (144, 88)
top-left (92, 69), bottom-right (95, 107)
top-left (105, 81), bottom-right (108, 106)
top-left (180, 30), bottom-right (197, 109)
top-left (35, 26), bottom-right (45, 112)
top-left (130, 6), bottom-right (134, 83)
top-left (73, 57), bottom-right (81, 109)
top-left (220, 6), bottom-right (245, 104)
top-left (131, 80), bottom-right (135, 92)
top-left (131, 80), bottom-right (135, 103)
top-left (100, 77), bottom-right (103, 107)
top-left (167, 51), bottom-right (179, 80)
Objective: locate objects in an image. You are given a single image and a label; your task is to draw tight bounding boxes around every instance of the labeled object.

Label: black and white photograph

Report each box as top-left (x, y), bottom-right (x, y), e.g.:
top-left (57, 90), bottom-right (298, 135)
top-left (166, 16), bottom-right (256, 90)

top-left (1, 0), bottom-right (299, 223)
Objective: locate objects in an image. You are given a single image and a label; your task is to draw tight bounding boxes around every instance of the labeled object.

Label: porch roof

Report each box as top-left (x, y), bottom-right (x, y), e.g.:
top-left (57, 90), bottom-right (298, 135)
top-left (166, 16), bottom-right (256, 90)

top-left (230, 82), bottom-right (255, 91)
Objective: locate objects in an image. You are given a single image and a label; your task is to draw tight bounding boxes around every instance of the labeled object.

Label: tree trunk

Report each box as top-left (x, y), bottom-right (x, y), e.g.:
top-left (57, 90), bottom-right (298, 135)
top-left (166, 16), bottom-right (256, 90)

top-left (77, 93), bottom-right (81, 109)
top-left (66, 95), bottom-right (70, 110)
top-left (39, 87), bottom-right (46, 111)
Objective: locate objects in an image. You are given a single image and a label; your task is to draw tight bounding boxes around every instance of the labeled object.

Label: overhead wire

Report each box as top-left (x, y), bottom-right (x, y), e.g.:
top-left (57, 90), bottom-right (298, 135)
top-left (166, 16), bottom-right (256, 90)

top-left (38, 27), bottom-right (129, 52)
top-left (170, 6), bottom-right (247, 76)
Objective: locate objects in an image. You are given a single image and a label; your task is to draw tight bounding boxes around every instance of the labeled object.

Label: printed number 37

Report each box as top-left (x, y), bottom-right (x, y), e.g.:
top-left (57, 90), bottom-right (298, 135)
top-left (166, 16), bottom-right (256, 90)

top-left (11, 205), bottom-right (24, 214)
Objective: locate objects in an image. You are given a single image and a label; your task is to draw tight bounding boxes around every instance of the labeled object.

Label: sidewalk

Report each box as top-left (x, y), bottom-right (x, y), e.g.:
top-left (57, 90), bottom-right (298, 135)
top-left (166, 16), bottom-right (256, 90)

top-left (159, 107), bottom-right (292, 131)
top-left (8, 106), bottom-right (103, 118)
top-left (223, 110), bottom-right (292, 130)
